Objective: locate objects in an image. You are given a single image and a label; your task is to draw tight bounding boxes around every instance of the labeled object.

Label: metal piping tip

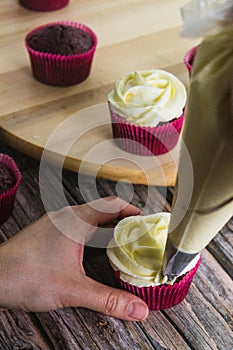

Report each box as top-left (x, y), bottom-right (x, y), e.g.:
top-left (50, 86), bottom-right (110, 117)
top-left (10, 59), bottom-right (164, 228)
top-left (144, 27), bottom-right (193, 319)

top-left (162, 239), bottom-right (198, 280)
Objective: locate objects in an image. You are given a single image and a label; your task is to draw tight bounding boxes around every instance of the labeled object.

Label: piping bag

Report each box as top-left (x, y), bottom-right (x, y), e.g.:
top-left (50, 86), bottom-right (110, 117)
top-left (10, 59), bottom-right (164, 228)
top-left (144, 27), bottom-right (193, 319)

top-left (162, 0), bottom-right (233, 279)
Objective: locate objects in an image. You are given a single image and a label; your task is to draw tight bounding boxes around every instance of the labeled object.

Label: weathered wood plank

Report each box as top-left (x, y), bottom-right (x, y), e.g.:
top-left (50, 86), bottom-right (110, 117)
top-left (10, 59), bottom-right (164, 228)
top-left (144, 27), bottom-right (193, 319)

top-left (193, 250), bottom-right (233, 325)
top-left (137, 313), bottom-right (191, 350)
top-left (0, 309), bottom-right (52, 350)
top-left (35, 310), bottom-right (100, 350)
top-left (208, 218), bottom-right (233, 279)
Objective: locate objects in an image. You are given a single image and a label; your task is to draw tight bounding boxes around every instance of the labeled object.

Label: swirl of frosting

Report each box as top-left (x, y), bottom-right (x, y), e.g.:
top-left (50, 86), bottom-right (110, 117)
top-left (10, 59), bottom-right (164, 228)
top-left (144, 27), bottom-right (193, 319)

top-left (108, 70), bottom-right (187, 127)
top-left (107, 213), bottom-right (170, 286)
top-left (107, 213), bottom-right (200, 287)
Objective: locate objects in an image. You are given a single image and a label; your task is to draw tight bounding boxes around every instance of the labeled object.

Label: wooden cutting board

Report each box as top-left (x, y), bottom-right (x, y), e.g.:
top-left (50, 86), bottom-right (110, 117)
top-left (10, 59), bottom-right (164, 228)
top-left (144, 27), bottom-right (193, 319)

top-left (0, 0), bottom-right (200, 185)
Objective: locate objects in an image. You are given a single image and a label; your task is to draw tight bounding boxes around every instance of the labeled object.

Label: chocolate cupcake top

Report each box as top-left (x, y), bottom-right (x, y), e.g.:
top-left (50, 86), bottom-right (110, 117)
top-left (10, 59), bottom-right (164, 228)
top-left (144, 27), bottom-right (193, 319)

top-left (28, 24), bottom-right (94, 56)
top-left (0, 164), bottom-right (16, 195)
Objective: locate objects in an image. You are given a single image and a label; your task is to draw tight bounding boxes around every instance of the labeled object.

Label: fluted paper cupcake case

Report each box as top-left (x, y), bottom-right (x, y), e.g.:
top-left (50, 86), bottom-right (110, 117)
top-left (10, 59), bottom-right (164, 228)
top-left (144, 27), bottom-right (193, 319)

top-left (184, 46), bottom-right (199, 76)
top-left (109, 103), bottom-right (184, 156)
top-left (25, 21), bottom-right (97, 86)
top-left (0, 154), bottom-right (22, 225)
top-left (114, 257), bottom-right (201, 310)
top-left (19, 0), bottom-right (69, 12)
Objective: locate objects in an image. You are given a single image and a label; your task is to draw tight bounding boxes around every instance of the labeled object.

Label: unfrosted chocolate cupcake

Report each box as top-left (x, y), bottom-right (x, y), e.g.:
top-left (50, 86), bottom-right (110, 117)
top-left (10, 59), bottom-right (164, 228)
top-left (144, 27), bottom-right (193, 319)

top-left (0, 164), bottom-right (16, 195)
top-left (0, 154), bottom-right (22, 225)
top-left (28, 24), bottom-right (94, 56)
top-left (25, 21), bottom-right (97, 86)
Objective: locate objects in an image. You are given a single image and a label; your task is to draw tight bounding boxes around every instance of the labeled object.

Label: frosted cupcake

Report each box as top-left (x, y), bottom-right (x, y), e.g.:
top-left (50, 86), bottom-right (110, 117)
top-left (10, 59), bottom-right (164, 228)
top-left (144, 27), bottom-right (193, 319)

top-left (25, 22), bottom-right (97, 86)
top-left (108, 70), bottom-right (187, 155)
top-left (0, 154), bottom-right (22, 225)
top-left (19, 0), bottom-right (69, 12)
top-left (107, 213), bottom-right (201, 310)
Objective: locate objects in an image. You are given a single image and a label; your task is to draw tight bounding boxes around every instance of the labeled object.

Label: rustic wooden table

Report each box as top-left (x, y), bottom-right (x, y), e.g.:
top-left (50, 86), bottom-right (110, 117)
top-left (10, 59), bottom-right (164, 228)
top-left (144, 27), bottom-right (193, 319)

top-left (0, 141), bottom-right (233, 350)
top-left (0, 1), bottom-right (233, 349)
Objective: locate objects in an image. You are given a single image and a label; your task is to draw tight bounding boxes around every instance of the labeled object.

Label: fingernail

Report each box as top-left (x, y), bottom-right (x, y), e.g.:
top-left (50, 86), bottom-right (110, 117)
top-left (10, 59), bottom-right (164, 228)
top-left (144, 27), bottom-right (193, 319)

top-left (126, 302), bottom-right (149, 321)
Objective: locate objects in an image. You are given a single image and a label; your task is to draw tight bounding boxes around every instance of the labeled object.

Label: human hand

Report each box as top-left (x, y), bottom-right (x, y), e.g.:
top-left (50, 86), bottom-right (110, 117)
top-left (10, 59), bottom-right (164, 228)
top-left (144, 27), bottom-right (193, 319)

top-left (0, 196), bottom-right (149, 321)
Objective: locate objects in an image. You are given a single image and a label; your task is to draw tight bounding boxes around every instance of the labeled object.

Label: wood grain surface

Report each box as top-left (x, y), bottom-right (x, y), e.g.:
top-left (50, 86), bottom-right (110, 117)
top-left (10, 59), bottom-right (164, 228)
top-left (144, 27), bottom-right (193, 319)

top-left (0, 0), bottom-right (200, 186)
top-left (0, 141), bottom-right (232, 350)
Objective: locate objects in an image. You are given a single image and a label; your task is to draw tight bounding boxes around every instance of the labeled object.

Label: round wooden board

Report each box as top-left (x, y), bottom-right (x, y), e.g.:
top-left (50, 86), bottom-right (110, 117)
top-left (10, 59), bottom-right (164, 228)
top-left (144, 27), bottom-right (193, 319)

top-left (1, 103), bottom-right (181, 186)
top-left (0, 0), bottom-right (200, 186)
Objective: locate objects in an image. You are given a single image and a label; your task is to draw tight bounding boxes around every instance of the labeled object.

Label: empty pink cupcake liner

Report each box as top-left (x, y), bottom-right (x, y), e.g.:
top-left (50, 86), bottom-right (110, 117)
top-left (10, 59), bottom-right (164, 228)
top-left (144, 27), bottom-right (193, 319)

top-left (114, 257), bottom-right (201, 310)
top-left (0, 154), bottom-right (22, 225)
top-left (25, 21), bottom-right (97, 86)
top-left (19, 0), bottom-right (69, 12)
top-left (184, 46), bottom-right (199, 76)
top-left (109, 104), bottom-right (184, 156)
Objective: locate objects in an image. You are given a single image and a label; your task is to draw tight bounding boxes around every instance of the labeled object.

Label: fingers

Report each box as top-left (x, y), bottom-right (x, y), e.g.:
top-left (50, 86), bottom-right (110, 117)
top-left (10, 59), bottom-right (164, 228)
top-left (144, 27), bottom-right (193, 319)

top-left (73, 276), bottom-right (149, 321)
top-left (46, 196), bottom-right (141, 248)
top-left (74, 196), bottom-right (141, 227)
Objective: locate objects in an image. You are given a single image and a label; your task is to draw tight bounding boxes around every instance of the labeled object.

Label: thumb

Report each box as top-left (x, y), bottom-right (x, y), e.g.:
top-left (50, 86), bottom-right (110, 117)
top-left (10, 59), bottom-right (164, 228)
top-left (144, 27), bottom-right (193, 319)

top-left (78, 277), bottom-right (149, 321)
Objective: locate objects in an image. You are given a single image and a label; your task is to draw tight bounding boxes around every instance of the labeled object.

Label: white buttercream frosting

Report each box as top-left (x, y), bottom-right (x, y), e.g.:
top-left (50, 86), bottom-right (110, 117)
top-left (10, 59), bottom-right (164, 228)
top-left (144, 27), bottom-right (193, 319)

top-left (107, 213), bottom-right (200, 287)
top-left (108, 70), bottom-right (187, 127)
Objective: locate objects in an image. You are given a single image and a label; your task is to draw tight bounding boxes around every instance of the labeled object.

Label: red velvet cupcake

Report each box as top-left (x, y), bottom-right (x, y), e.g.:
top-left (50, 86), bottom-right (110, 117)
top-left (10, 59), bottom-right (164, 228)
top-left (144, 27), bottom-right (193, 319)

top-left (107, 213), bottom-right (201, 310)
top-left (108, 70), bottom-right (187, 156)
top-left (0, 154), bottom-right (22, 225)
top-left (19, 0), bottom-right (69, 12)
top-left (25, 21), bottom-right (97, 86)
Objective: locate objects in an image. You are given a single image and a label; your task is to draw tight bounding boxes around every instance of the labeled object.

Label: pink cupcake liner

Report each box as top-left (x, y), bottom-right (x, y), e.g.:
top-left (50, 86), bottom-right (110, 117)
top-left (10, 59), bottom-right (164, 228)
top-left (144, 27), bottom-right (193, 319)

top-left (184, 46), bottom-right (199, 76)
top-left (109, 103), bottom-right (184, 156)
top-left (114, 257), bottom-right (201, 310)
top-left (19, 0), bottom-right (69, 12)
top-left (25, 21), bottom-right (97, 86)
top-left (0, 154), bottom-right (22, 225)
